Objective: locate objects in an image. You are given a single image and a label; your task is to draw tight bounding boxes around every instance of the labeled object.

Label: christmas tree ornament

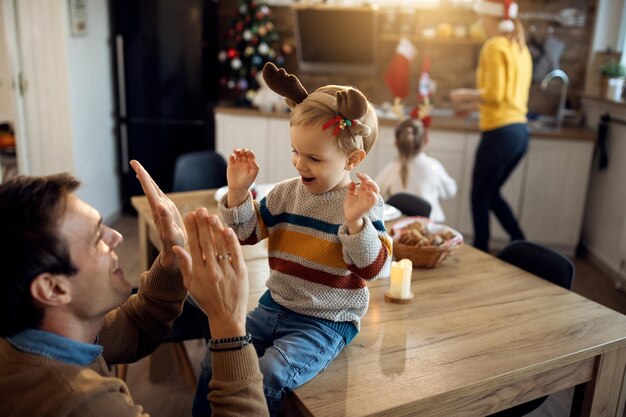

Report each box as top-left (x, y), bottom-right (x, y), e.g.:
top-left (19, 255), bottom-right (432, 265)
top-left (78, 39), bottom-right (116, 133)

top-left (218, 50), bottom-right (227, 62)
top-left (231, 57), bottom-right (242, 70)
top-left (227, 80), bottom-right (236, 89)
top-left (473, 0), bottom-right (518, 33)
top-left (243, 29), bottom-right (253, 41)
top-left (384, 37), bottom-right (417, 102)
top-left (258, 42), bottom-right (270, 55)
top-left (258, 26), bottom-right (267, 37)
top-left (237, 78), bottom-right (249, 90)
top-left (239, 4), bottom-right (247, 13)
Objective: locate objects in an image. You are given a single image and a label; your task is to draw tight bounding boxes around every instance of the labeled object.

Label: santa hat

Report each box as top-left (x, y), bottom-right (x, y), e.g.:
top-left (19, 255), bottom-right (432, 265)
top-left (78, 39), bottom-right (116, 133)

top-left (473, 0), bottom-right (519, 33)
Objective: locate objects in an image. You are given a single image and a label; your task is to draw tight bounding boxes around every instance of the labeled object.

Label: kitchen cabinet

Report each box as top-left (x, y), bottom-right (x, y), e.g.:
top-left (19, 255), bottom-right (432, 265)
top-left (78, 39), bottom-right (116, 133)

top-left (215, 112), bottom-right (272, 183)
top-left (215, 108), bottom-right (594, 255)
top-left (520, 138), bottom-right (594, 251)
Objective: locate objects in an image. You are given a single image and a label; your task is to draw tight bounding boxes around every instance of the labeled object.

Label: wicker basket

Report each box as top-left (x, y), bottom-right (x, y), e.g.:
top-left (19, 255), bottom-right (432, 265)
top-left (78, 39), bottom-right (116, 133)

top-left (391, 217), bottom-right (463, 268)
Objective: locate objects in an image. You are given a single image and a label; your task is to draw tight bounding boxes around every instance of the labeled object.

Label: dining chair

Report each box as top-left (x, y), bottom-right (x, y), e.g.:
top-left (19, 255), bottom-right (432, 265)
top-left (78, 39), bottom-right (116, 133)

top-left (172, 151), bottom-right (228, 192)
top-left (488, 240), bottom-right (575, 417)
top-left (386, 192), bottom-right (432, 218)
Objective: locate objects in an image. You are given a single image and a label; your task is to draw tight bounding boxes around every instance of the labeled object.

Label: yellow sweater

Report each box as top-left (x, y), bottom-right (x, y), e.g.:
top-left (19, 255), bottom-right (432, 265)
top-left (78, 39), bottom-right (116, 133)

top-left (477, 36), bottom-right (532, 131)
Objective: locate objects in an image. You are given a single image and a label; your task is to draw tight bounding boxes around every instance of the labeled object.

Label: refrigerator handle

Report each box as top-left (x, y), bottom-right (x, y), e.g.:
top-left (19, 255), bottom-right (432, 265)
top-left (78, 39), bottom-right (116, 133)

top-left (115, 35), bottom-right (127, 118)
top-left (120, 123), bottom-right (129, 174)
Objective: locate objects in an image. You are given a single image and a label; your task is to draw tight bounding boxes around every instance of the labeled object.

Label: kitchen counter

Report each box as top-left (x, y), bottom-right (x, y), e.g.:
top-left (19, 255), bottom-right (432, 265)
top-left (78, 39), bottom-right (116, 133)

top-left (214, 106), bottom-right (596, 142)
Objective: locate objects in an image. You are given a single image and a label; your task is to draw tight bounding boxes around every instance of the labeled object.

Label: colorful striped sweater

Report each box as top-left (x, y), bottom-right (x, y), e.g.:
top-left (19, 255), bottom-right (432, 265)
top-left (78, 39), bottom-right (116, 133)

top-left (219, 178), bottom-right (392, 330)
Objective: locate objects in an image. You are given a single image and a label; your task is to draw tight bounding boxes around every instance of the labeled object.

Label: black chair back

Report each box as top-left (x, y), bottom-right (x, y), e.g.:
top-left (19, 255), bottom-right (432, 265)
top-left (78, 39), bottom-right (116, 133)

top-left (386, 192), bottom-right (432, 218)
top-left (497, 240), bottom-right (575, 289)
top-left (173, 151), bottom-right (227, 192)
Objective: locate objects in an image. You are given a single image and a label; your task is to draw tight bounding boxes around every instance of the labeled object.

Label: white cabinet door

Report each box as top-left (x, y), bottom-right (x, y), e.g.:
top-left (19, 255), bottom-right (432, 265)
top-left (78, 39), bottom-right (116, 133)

top-left (458, 133), bottom-right (527, 242)
top-left (265, 118), bottom-right (294, 183)
top-left (520, 138), bottom-right (594, 247)
top-left (427, 130), bottom-right (466, 229)
top-left (215, 113), bottom-right (269, 183)
top-left (428, 150), bottom-right (464, 229)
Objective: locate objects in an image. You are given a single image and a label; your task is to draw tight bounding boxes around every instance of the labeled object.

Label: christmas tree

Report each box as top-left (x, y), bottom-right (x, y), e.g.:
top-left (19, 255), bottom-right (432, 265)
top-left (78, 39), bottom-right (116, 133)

top-left (218, 0), bottom-right (284, 105)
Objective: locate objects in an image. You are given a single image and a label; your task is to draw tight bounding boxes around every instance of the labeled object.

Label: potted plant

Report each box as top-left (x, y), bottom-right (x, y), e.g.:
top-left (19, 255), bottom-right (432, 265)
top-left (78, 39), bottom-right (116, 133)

top-left (600, 59), bottom-right (626, 99)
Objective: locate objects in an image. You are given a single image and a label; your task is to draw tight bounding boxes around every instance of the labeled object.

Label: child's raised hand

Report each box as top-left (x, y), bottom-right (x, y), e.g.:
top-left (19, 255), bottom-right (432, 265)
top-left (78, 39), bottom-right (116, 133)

top-left (227, 148), bottom-right (259, 208)
top-left (344, 173), bottom-right (380, 234)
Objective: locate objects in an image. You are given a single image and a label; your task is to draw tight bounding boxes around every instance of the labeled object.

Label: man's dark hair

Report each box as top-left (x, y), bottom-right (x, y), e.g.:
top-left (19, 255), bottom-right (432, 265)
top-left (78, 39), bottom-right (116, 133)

top-left (0, 173), bottom-right (81, 337)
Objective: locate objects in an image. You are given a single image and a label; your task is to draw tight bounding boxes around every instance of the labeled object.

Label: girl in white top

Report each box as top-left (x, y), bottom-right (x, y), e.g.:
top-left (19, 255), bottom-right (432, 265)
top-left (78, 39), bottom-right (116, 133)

top-left (376, 118), bottom-right (457, 222)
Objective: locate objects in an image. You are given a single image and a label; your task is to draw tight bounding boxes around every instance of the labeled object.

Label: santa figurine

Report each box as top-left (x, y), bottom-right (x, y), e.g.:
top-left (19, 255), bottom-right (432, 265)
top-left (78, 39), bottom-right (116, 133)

top-left (410, 54), bottom-right (435, 128)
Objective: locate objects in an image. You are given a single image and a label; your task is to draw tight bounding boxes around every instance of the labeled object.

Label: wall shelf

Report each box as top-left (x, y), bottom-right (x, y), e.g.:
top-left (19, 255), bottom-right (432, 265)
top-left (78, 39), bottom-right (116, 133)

top-left (379, 34), bottom-right (483, 46)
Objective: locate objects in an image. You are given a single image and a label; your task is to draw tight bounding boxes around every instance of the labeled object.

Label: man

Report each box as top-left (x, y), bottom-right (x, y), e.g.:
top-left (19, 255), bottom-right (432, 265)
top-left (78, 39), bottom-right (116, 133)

top-left (0, 160), bottom-right (267, 416)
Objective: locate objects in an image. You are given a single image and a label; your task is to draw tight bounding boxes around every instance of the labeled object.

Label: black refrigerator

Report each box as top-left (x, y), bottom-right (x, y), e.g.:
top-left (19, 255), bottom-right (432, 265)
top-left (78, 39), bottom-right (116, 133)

top-left (109, 0), bottom-right (220, 212)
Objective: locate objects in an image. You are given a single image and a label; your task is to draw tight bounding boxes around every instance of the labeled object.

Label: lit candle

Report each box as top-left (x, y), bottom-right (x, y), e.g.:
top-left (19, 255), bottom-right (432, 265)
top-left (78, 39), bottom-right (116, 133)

top-left (387, 259), bottom-right (413, 300)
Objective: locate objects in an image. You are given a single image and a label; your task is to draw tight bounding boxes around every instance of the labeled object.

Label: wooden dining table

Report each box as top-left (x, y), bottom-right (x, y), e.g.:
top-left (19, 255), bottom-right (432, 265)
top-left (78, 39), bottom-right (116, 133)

top-left (132, 189), bottom-right (626, 417)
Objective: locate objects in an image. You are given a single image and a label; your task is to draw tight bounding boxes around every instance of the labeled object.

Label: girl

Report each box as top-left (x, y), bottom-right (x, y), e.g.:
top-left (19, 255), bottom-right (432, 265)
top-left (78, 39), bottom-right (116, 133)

top-left (376, 117), bottom-right (457, 222)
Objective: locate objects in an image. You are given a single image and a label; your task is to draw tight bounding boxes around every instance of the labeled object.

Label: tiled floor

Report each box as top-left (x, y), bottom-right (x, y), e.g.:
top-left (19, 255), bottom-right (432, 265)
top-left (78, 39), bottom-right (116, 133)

top-left (111, 214), bottom-right (626, 417)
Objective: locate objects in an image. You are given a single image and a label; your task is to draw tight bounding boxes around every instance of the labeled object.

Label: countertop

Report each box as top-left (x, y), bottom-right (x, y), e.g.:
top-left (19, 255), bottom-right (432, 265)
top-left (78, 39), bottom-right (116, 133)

top-left (215, 106), bottom-right (596, 142)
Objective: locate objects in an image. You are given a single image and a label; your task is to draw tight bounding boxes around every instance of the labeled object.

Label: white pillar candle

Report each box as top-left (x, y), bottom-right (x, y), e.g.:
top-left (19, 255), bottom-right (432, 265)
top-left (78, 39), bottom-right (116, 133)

top-left (389, 259), bottom-right (413, 299)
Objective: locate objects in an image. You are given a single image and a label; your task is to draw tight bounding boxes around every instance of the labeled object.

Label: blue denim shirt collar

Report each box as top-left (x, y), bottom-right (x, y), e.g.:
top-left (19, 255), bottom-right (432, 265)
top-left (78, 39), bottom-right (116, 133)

top-left (7, 328), bottom-right (103, 366)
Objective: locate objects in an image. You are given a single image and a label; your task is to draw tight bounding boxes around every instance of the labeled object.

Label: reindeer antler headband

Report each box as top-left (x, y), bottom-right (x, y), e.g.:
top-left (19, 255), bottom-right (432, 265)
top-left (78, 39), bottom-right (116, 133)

top-left (262, 62), bottom-right (372, 139)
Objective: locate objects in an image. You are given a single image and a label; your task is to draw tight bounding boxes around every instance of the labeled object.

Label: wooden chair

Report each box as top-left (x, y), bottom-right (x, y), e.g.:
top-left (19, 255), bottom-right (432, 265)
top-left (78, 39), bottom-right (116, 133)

top-left (488, 240), bottom-right (575, 417)
top-left (386, 192), bottom-right (432, 218)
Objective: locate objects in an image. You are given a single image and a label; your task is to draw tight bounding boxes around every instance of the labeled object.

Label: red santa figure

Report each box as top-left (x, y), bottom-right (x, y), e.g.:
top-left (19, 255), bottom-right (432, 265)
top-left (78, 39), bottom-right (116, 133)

top-left (410, 54), bottom-right (434, 128)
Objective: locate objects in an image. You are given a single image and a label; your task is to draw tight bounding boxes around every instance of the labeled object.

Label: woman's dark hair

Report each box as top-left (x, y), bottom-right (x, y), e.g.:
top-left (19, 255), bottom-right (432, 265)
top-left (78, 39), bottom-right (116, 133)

top-left (0, 173), bottom-right (81, 337)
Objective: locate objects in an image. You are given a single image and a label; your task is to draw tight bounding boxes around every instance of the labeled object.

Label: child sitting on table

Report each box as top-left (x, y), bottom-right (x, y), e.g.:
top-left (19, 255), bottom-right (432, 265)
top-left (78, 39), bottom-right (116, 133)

top-left (192, 62), bottom-right (392, 417)
top-left (375, 117), bottom-right (457, 222)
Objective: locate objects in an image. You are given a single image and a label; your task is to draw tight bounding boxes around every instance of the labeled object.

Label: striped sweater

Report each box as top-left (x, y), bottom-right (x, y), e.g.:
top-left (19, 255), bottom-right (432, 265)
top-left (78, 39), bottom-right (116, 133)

top-left (219, 178), bottom-right (392, 329)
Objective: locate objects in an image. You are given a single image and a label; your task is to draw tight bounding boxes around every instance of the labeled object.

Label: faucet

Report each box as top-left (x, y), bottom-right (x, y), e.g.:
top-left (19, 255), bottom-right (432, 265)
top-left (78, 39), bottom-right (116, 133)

top-left (540, 69), bottom-right (570, 129)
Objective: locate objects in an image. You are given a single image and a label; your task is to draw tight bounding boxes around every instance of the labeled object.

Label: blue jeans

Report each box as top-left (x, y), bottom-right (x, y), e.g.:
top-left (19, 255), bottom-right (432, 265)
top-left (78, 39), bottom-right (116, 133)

top-left (471, 123), bottom-right (529, 252)
top-left (192, 302), bottom-right (347, 417)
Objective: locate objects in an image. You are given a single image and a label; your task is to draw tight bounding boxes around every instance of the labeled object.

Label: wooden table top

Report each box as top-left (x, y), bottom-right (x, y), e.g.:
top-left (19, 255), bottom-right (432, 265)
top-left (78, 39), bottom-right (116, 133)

top-left (132, 189), bottom-right (626, 416)
top-left (286, 245), bottom-right (626, 416)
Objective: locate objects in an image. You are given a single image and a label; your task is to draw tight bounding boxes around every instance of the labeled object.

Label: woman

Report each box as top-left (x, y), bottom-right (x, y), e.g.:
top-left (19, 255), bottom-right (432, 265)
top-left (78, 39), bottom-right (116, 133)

top-left (450, 0), bottom-right (532, 252)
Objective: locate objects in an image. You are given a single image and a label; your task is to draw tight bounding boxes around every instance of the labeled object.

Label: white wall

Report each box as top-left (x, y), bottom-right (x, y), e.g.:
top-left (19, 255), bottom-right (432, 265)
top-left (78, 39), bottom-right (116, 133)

top-left (0, 4), bottom-right (15, 124)
top-left (592, 0), bottom-right (626, 52)
top-left (581, 99), bottom-right (626, 283)
top-left (65, 0), bottom-right (120, 221)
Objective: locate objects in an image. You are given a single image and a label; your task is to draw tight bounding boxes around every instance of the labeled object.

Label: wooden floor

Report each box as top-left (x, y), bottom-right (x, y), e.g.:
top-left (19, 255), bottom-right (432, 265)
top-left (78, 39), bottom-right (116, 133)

top-left (111, 214), bottom-right (626, 417)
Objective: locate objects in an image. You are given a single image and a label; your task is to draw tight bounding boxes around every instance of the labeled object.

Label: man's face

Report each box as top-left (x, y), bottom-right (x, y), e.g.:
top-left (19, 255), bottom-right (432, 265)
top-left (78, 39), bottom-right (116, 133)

top-left (59, 194), bottom-right (131, 320)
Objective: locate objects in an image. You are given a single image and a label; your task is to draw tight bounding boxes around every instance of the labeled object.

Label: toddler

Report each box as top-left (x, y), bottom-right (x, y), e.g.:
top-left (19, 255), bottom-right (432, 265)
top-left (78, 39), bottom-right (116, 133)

top-left (192, 63), bottom-right (392, 417)
top-left (376, 118), bottom-right (457, 222)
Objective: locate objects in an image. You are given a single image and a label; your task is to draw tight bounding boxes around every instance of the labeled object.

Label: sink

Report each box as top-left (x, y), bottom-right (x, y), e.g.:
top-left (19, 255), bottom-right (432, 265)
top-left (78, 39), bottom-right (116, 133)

top-left (529, 115), bottom-right (559, 131)
top-left (528, 112), bottom-right (582, 132)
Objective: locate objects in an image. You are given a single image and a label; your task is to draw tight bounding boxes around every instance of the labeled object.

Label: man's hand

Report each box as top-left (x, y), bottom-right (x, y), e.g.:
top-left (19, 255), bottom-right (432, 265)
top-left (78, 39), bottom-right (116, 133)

top-left (173, 210), bottom-right (249, 339)
top-left (344, 173), bottom-right (380, 235)
top-left (131, 160), bottom-right (185, 268)
top-left (226, 148), bottom-right (259, 208)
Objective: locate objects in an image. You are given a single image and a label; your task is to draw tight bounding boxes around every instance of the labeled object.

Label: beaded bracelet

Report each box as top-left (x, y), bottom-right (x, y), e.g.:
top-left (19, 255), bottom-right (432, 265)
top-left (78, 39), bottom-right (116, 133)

top-left (209, 334), bottom-right (252, 352)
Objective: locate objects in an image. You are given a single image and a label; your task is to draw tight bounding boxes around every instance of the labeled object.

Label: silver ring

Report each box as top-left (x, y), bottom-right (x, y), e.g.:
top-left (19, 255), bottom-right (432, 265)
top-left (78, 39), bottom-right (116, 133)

top-left (216, 253), bottom-right (231, 262)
